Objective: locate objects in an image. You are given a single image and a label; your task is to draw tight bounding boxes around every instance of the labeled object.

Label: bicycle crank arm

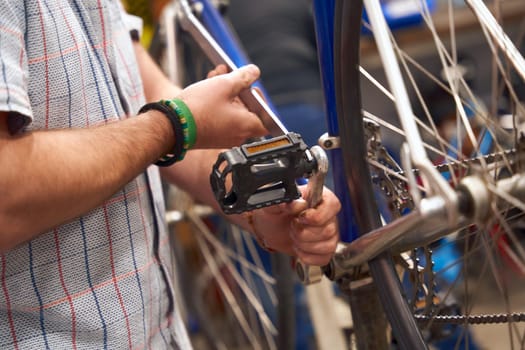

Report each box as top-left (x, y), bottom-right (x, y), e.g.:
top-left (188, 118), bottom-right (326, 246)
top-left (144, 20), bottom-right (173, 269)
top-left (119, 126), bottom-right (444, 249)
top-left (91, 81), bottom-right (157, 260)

top-left (176, 0), bottom-right (288, 137)
top-left (210, 133), bottom-right (320, 214)
top-left (295, 146), bottom-right (329, 285)
top-left (326, 172), bottom-right (525, 280)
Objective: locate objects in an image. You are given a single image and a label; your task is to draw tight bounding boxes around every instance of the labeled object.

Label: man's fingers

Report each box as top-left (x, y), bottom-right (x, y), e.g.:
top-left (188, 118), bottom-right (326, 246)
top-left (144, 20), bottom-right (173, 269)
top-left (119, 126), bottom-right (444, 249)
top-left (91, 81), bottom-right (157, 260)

top-left (291, 220), bottom-right (338, 243)
top-left (293, 229), bottom-right (338, 265)
top-left (226, 64), bottom-right (260, 97)
top-left (294, 247), bottom-right (334, 266)
top-left (207, 64), bottom-right (229, 78)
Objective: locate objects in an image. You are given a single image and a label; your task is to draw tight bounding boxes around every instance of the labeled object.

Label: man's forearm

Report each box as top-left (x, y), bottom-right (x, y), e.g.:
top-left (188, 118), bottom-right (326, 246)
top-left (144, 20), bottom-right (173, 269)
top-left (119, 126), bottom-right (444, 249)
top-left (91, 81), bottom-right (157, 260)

top-left (0, 110), bottom-right (173, 251)
top-left (133, 42), bottom-right (182, 102)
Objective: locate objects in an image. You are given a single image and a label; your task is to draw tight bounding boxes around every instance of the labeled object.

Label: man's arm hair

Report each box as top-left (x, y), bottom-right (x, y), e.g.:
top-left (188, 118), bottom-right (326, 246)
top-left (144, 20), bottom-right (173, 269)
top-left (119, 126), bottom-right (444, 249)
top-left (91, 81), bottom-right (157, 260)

top-left (0, 109), bottom-right (173, 252)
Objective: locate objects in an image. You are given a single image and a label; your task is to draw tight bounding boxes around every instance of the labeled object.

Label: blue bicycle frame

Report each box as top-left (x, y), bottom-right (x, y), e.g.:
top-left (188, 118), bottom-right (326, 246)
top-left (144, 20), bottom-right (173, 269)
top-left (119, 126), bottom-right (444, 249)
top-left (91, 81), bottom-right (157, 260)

top-left (190, 0), bottom-right (360, 243)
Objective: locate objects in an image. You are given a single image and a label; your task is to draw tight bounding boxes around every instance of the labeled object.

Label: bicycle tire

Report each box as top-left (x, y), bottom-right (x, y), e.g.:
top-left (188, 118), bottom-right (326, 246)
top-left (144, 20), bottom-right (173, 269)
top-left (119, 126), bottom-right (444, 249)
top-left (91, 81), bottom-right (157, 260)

top-left (333, 1), bottom-right (427, 348)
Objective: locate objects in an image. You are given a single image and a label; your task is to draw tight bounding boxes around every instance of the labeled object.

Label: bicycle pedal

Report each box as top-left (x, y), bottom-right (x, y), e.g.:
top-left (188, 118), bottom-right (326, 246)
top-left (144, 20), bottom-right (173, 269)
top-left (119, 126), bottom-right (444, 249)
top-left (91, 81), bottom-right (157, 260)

top-left (210, 132), bottom-right (318, 214)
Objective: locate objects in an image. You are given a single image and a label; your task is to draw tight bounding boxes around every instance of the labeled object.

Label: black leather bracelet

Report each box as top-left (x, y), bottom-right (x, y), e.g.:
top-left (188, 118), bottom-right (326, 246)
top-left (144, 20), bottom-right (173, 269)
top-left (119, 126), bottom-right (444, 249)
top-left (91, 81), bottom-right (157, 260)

top-left (129, 29), bottom-right (140, 42)
top-left (138, 102), bottom-right (185, 167)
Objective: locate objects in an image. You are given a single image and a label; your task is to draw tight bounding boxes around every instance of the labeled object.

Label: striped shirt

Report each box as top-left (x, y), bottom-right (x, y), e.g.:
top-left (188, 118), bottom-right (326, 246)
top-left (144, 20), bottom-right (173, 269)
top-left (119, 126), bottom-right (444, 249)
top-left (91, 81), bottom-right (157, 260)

top-left (0, 1), bottom-right (191, 349)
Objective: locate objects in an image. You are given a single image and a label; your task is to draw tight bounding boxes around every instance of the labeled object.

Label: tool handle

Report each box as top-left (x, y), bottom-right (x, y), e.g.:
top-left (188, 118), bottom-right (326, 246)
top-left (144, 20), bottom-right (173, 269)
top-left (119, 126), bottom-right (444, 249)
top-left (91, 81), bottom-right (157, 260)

top-left (296, 146), bottom-right (329, 285)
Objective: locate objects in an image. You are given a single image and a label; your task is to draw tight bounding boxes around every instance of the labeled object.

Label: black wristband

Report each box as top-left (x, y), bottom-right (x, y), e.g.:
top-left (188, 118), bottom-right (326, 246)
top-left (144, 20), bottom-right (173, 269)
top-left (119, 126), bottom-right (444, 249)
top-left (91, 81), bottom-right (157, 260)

top-left (129, 29), bottom-right (140, 42)
top-left (138, 102), bottom-right (185, 167)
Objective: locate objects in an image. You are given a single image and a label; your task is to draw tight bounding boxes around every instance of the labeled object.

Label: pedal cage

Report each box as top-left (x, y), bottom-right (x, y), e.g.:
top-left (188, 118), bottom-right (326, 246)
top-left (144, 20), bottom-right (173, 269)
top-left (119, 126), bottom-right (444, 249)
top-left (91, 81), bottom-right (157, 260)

top-left (210, 133), bottom-right (317, 214)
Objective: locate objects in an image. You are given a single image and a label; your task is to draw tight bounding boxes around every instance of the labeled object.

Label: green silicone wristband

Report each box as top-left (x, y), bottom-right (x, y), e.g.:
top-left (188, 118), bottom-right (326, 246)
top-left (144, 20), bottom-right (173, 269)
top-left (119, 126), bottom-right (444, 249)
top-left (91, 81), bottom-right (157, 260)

top-left (163, 98), bottom-right (197, 151)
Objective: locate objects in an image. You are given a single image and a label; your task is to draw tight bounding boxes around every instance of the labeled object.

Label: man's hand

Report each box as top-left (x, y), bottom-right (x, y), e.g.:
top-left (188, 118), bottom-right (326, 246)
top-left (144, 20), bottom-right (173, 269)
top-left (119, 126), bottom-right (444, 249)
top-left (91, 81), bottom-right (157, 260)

top-left (177, 64), bottom-right (268, 149)
top-left (248, 185), bottom-right (341, 266)
top-left (135, 42), bottom-right (266, 149)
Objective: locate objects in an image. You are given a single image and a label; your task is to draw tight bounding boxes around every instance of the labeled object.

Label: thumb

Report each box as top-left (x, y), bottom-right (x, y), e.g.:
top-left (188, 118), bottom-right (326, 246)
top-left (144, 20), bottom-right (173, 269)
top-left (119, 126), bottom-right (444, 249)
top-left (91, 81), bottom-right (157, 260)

top-left (284, 197), bottom-right (309, 217)
top-left (226, 64), bottom-right (260, 97)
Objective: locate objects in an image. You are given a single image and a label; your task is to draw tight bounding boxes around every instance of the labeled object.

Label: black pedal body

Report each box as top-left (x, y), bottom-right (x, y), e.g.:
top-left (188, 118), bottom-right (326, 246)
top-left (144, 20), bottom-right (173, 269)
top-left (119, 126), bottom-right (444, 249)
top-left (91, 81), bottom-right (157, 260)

top-left (210, 133), bottom-right (317, 214)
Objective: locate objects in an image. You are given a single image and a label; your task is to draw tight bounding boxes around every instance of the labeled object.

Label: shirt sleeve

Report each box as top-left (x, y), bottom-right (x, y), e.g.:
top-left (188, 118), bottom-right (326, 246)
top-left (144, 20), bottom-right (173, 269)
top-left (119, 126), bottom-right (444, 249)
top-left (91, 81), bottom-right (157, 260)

top-left (0, 2), bottom-right (32, 134)
top-left (118, 1), bottom-right (144, 41)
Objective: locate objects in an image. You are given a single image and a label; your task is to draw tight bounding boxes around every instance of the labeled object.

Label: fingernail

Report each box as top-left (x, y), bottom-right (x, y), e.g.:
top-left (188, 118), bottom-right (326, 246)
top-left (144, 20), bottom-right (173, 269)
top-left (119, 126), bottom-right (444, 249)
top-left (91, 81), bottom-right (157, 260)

top-left (245, 64), bottom-right (259, 77)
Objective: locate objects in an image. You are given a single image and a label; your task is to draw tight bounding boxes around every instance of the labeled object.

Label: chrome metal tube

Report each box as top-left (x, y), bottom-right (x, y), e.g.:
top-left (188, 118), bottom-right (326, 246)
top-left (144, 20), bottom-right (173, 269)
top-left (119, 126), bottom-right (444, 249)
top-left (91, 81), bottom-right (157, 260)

top-left (176, 0), bottom-right (288, 136)
top-left (333, 196), bottom-right (450, 269)
top-left (332, 173), bottom-right (525, 272)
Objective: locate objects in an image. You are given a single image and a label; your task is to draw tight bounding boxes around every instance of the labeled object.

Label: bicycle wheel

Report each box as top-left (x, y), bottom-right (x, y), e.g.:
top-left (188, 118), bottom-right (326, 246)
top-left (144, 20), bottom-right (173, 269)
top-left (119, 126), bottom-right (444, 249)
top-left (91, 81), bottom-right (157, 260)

top-left (166, 188), bottom-right (283, 350)
top-left (333, 0), bottom-right (525, 348)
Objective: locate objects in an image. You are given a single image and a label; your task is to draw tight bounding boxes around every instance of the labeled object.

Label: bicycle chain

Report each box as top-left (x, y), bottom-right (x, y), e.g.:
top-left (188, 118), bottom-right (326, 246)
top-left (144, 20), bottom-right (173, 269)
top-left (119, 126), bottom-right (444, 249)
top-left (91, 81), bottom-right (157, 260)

top-left (415, 312), bottom-right (525, 325)
top-left (364, 119), bottom-right (525, 326)
top-left (404, 148), bottom-right (517, 178)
